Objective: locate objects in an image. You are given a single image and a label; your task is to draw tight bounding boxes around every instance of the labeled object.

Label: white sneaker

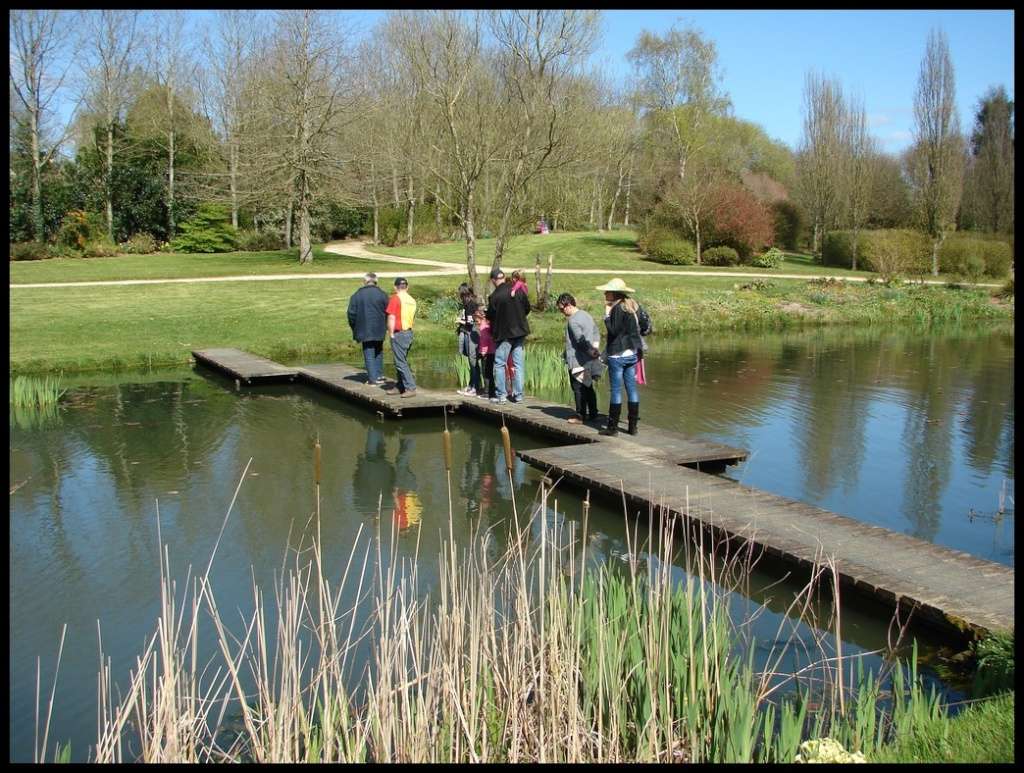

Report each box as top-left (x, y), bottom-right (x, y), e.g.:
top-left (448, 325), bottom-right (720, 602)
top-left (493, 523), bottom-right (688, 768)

top-left (456, 387), bottom-right (475, 396)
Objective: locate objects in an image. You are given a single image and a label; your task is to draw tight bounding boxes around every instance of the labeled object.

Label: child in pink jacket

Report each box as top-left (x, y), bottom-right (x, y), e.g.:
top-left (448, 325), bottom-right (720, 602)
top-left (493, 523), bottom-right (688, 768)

top-left (474, 308), bottom-right (496, 398)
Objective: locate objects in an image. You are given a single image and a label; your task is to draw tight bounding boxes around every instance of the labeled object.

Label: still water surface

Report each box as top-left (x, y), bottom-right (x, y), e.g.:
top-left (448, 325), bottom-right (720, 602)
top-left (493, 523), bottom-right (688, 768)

top-left (9, 323), bottom-right (1013, 761)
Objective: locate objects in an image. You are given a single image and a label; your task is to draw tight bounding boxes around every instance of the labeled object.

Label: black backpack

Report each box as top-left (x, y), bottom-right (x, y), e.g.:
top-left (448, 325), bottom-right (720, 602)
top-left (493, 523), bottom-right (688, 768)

top-left (636, 304), bottom-right (653, 336)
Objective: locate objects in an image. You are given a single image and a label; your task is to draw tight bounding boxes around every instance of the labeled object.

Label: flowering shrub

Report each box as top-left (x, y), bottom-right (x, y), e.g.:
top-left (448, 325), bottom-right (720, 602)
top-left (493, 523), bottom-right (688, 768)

top-left (794, 738), bottom-right (866, 763)
top-left (704, 183), bottom-right (775, 259)
top-left (119, 233), bottom-right (157, 254)
top-left (56, 210), bottom-right (106, 251)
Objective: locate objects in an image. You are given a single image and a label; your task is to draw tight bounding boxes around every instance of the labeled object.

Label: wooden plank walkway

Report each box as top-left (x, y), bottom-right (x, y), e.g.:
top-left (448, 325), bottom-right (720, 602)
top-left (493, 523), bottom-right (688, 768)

top-left (192, 348), bottom-right (298, 384)
top-left (458, 395), bottom-right (748, 466)
top-left (297, 363), bottom-right (459, 416)
top-left (517, 443), bottom-right (1014, 638)
top-left (191, 349), bottom-right (1013, 638)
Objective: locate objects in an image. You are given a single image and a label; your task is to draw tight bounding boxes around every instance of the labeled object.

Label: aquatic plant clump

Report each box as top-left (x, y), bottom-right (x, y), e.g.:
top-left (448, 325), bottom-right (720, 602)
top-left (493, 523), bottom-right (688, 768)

top-left (30, 457), bottom-right (966, 763)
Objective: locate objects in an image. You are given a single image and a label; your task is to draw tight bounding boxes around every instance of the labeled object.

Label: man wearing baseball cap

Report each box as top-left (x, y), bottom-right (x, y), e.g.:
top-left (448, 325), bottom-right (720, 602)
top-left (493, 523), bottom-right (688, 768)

top-left (385, 277), bottom-right (418, 398)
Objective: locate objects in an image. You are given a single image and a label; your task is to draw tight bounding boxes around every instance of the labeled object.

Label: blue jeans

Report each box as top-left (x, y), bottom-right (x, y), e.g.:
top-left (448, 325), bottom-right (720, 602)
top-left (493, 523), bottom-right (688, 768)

top-left (494, 336), bottom-right (525, 399)
top-left (390, 330), bottom-right (416, 392)
top-left (607, 353), bottom-right (639, 405)
top-left (361, 340), bottom-right (383, 383)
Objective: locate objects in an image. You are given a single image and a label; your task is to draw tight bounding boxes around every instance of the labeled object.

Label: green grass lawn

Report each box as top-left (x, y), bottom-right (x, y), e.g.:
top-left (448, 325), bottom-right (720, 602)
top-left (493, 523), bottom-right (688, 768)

top-left (10, 269), bottom-right (1011, 374)
top-left (369, 230), bottom-right (884, 279)
top-left (8, 246), bottom-right (388, 284)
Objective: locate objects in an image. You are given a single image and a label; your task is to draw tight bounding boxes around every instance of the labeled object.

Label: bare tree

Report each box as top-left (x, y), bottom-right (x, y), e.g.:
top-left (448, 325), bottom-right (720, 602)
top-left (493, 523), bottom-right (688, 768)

top-left (200, 10), bottom-right (264, 229)
top-left (79, 9), bottom-right (140, 239)
top-left (393, 10), bottom-right (501, 293)
top-left (9, 9), bottom-right (80, 240)
top-left (486, 9), bottom-right (600, 270)
top-left (139, 10), bottom-right (201, 238)
top-left (910, 28), bottom-right (964, 275)
top-left (627, 22), bottom-right (728, 189)
top-left (797, 71), bottom-right (847, 258)
top-left (265, 10), bottom-right (355, 264)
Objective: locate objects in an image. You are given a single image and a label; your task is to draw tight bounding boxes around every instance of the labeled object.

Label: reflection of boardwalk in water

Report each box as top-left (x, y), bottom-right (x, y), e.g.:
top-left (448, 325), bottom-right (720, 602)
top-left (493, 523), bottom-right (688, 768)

top-left (193, 348), bottom-right (1014, 640)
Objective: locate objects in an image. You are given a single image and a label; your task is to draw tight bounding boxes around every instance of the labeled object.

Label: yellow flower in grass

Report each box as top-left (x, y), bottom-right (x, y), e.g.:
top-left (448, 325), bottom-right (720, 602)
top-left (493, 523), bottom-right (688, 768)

top-left (794, 738), bottom-right (866, 763)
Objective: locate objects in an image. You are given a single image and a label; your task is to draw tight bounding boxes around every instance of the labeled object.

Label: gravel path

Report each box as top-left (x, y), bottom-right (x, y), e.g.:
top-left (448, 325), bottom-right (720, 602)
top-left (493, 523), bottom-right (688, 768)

top-left (10, 239), bottom-right (1002, 289)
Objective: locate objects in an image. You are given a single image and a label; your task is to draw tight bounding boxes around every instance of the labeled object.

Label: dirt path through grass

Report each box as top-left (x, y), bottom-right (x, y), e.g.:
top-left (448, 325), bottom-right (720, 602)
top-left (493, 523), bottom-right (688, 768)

top-left (9, 239), bottom-right (1002, 289)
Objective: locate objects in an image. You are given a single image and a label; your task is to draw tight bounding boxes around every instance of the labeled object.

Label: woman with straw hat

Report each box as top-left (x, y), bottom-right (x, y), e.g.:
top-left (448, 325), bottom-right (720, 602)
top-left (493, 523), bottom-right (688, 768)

top-left (595, 277), bottom-right (643, 436)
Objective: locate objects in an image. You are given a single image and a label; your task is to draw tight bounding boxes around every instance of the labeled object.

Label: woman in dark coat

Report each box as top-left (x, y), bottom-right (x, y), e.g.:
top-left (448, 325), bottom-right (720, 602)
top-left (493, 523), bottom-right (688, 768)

top-left (595, 278), bottom-right (643, 436)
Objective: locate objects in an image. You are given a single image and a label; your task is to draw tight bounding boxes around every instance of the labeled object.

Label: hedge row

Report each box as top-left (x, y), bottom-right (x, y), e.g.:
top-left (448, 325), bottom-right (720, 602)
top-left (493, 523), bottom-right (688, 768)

top-left (823, 229), bottom-right (1012, 278)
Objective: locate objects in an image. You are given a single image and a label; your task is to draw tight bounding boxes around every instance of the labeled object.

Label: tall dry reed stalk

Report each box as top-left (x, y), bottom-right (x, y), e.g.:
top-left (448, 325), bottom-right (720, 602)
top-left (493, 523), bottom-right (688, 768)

top-left (42, 447), bottom-right (944, 762)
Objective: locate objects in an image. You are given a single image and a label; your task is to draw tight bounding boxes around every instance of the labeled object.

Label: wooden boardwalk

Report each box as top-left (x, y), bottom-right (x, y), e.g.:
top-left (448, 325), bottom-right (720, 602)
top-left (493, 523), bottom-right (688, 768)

top-left (517, 443), bottom-right (1014, 638)
top-left (193, 348), bottom-right (1014, 638)
top-left (192, 348), bottom-right (298, 384)
top-left (297, 363), bottom-right (458, 416)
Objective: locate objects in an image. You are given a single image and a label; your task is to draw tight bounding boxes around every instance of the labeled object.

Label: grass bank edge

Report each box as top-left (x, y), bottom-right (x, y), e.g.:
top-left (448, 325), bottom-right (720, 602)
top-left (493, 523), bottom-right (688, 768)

top-left (10, 279), bottom-right (1012, 376)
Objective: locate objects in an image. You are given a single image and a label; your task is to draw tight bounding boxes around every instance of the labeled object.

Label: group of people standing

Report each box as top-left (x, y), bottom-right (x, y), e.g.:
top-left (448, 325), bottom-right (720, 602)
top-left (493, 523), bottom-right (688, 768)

top-left (346, 270), bottom-right (646, 436)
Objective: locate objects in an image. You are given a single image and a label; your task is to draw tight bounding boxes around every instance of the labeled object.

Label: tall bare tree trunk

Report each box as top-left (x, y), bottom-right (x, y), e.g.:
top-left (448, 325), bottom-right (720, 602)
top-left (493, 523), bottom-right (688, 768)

top-left (285, 198), bottom-right (294, 248)
top-left (390, 162), bottom-right (400, 206)
top-left (405, 176), bottom-right (415, 244)
top-left (167, 127), bottom-right (176, 237)
top-left (229, 142), bottom-right (239, 229)
top-left (464, 188), bottom-right (479, 295)
top-left (434, 185), bottom-right (442, 233)
top-left (623, 150), bottom-right (635, 228)
top-left (106, 123), bottom-right (115, 239)
top-left (298, 174), bottom-right (312, 264)
top-left (29, 109), bottom-right (44, 240)
top-left (606, 167), bottom-right (625, 231)
top-left (694, 219), bottom-right (702, 265)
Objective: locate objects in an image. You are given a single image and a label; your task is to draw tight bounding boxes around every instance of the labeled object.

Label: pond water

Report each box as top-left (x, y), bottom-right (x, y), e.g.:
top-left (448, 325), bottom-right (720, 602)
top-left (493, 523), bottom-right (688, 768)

top-left (9, 323), bottom-right (1013, 761)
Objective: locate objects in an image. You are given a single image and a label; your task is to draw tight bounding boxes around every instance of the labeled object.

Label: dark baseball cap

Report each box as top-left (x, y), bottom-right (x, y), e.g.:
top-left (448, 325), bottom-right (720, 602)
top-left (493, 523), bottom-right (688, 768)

top-left (489, 267), bottom-right (504, 280)
top-left (394, 277), bottom-right (408, 287)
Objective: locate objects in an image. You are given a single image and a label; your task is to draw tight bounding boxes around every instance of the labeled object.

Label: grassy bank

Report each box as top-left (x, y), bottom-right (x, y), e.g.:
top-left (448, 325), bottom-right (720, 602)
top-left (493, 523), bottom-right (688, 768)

top-left (8, 245), bottom-right (381, 284)
top-left (35, 471), bottom-right (1005, 763)
top-left (10, 270), bottom-right (1012, 375)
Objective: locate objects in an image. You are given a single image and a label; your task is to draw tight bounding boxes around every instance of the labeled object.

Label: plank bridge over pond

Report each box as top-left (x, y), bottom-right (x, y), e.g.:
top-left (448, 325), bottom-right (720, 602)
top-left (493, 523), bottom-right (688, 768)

top-left (193, 348), bottom-right (1014, 640)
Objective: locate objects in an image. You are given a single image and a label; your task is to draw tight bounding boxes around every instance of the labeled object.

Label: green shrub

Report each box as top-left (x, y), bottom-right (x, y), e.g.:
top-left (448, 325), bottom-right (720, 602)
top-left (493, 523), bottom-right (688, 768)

top-left (119, 232), bottom-right (157, 254)
top-left (997, 277), bottom-right (1013, 298)
top-left (702, 245), bottom-right (740, 266)
top-left (83, 237), bottom-right (119, 258)
top-left (749, 247), bottom-right (785, 269)
top-left (971, 632), bottom-right (1014, 698)
top-left (56, 209), bottom-right (106, 251)
top-left (821, 230), bottom-right (857, 268)
top-left (939, 235), bottom-right (1012, 278)
top-left (170, 203), bottom-right (238, 253)
top-left (237, 229), bottom-right (285, 252)
top-left (859, 230), bottom-right (931, 279)
top-left (10, 241), bottom-right (53, 261)
top-left (643, 229), bottom-right (696, 265)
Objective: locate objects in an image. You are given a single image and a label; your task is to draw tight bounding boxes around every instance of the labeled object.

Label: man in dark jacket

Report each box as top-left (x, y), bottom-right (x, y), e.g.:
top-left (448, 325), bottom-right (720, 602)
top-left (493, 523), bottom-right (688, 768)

top-left (347, 272), bottom-right (389, 385)
top-left (484, 267), bottom-right (530, 403)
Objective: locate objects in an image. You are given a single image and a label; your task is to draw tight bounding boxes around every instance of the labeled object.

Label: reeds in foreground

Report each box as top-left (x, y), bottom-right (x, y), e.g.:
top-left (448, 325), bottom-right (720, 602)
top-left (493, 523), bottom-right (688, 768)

top-left (39, 461), bottom-right (947, 762)
top-left (10, 374), bottom-right (66, 430)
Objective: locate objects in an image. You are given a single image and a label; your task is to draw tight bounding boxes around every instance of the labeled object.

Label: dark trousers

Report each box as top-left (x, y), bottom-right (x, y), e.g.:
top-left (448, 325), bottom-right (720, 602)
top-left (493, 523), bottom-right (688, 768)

top-left (569, 371), bottom-right (598, 418)
top-left (391, 329), bottom-right (416, 392)
top-left (361, 340), bottom-right (383, 383)
top-left (482, 353), bottom-right (496, 397)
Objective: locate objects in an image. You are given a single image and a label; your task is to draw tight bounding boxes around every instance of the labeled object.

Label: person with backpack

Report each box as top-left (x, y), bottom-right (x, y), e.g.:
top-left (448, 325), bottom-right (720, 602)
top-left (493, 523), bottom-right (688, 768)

top-left (595, 278), bottom-right (646, 436)
top-left (485, 267), bottom-right (530, 404)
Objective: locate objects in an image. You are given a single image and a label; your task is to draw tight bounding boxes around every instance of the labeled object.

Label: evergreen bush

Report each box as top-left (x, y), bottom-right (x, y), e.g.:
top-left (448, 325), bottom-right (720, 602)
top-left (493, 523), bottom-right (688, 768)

top-left (939, 235), bottom-right (1012, 278)
top-left (771, 200), bottom-right (802, 250)
top-left (702, 245), bottom-right (741, 266)
top-left (643, 229), bottom-right (696, 265)
top-left (749, 247), bottom-right (785, 269)
top-left (237, 229), bottom-right (285, 252)
top-left (170, 203), bottom-right (238, 253)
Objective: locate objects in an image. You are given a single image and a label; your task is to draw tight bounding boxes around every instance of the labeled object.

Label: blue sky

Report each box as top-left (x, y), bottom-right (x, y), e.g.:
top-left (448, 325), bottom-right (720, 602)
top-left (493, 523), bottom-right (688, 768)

top-left (40, 9), bottom-right (1014, 156)
top-left (592, 10), bottom-right (1015, 152)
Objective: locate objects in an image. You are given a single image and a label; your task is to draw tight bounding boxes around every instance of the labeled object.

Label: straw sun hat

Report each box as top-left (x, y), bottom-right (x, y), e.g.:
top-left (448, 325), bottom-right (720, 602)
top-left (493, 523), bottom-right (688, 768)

top-left (594, 277), bottom-right (635, 294)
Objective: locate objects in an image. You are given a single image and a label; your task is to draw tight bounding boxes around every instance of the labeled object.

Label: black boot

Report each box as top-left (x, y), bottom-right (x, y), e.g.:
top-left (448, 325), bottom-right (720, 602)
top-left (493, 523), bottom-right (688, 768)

top-left (586, 390), bottom-right (599, 422)
top-left (600, 403), bottom-right (622, 436)
top-left (627, 401), bottom-right (640, 435)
